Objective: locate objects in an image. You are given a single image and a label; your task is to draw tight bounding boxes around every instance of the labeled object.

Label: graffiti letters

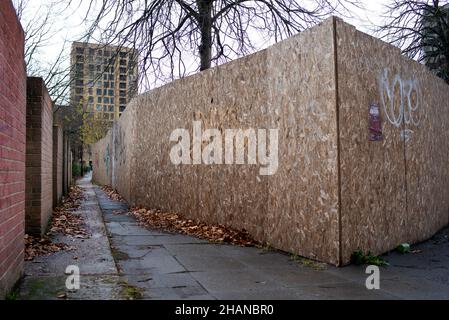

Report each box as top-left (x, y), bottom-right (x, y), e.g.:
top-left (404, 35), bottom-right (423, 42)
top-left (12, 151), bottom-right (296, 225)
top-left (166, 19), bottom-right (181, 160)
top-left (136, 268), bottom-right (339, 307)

top-left (379, 68), bottom-right (421, 141)
top-left (104, 144), bottom-right (110, 176)
top-left (114, 125), bottom-right (126, 165)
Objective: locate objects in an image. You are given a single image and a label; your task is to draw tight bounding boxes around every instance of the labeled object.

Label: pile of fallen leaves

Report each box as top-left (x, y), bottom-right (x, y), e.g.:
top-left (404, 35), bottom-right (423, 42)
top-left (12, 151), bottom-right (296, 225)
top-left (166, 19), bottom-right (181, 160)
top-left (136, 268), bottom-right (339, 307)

top-left (24, 186), bottom-right (87, 261)
top-left (101, 185), bottom-right (125, 202)
top-left (24, 235), bottom-right (72, 261)
top-left (129, 207), bottom-right (258, 246)
top-left (48, 187), bottom-right (88, 239)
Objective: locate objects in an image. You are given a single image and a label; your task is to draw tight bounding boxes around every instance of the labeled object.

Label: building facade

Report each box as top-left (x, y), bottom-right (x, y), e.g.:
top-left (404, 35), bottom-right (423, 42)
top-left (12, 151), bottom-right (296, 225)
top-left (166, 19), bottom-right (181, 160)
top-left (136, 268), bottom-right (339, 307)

top-left (70, 42), bottom-right (138, 121)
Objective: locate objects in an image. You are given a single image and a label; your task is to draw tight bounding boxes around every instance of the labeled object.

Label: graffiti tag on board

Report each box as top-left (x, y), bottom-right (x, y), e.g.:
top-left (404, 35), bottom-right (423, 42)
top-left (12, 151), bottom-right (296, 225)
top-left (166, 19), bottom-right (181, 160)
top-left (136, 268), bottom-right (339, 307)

top-left (104, 144), bottom-right (110, 176)
top-left (379, 68), bottom-right (421, 142)
top-left (114, 125), bottom-right (126, 165)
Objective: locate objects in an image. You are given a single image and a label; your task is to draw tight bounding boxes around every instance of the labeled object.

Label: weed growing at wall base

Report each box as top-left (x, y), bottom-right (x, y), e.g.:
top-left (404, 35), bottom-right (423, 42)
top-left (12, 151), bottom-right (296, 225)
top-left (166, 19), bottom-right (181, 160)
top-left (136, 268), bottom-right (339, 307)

top-left (169, 121), bottom-right (279, 175)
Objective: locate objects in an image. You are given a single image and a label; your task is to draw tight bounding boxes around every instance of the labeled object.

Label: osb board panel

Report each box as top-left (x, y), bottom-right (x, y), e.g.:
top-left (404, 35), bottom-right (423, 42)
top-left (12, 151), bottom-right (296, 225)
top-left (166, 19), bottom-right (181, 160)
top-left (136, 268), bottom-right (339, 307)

top-left (265, 18), bottom-right (340, 265)
top-left (110, 18), bottom-right (340, 264)
top-left (112, 102), bottom-right (136, 202)
top-left (195, 54), bottom-right (270, 239)
top-left (336, 19), bottom-right (449, 264)
top-left (131, 52), bottom-right (270, 243)
top-left (403, 60), bottom-right (449, 243)
top-left (92, 130), bottom-right (112, 186)
top-left (336, 21), bottom-right (408, 264)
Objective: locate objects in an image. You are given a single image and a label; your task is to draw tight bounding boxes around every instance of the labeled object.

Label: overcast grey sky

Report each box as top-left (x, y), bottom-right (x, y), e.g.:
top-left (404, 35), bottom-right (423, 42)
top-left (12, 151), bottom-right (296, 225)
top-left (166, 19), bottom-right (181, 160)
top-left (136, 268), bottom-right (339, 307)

top-left (17, 0), bottom-right (389, 92)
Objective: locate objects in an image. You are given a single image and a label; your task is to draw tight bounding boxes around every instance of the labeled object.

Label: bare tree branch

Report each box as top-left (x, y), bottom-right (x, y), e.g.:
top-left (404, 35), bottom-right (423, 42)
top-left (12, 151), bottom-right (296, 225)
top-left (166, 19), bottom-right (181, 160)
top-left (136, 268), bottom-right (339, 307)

top-left (80, 0), bottom-right (361, 90)
top-left (12, 0), bottom-right (76, 106)
top-left (378, 0), bottom-right (449, 82)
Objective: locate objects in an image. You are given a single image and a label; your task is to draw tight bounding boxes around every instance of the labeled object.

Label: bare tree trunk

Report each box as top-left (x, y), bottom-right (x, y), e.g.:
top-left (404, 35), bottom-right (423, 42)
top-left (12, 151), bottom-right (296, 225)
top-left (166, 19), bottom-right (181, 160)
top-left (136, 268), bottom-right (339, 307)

top-left (197, 0), bottom-right (213, 70)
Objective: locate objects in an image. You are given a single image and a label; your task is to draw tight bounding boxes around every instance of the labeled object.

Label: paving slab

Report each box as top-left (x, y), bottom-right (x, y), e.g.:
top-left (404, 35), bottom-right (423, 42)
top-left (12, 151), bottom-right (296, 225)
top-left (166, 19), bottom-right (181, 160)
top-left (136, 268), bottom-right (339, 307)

top-left (143, 285), bottom-right (214, 300)
top-left (189, 270), bottom-right (283, 292)
top-left (113, 234), bottom-right (208, 246)
top-left (144, 272), bottom-right (201, 289)
top-left (106, 221), bottom-right (156, 236)
top-left (119, 254), bottom-right (186, 275)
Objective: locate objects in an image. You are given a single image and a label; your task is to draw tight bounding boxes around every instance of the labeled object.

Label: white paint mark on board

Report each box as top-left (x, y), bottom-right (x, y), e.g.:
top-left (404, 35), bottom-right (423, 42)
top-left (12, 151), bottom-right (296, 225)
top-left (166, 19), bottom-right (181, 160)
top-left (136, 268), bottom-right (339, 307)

top-left (400, 129), bottom-right (414, 142)
top-left (379, 69), bottom-right (421, 141)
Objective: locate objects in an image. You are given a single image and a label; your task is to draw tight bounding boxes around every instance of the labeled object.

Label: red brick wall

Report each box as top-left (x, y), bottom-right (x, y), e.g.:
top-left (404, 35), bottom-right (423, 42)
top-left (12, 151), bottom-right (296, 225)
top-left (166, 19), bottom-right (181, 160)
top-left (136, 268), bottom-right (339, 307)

top-left (0, 0), bottom-right (26, 298)
top-left (25, 78), bottom-right (53, 236)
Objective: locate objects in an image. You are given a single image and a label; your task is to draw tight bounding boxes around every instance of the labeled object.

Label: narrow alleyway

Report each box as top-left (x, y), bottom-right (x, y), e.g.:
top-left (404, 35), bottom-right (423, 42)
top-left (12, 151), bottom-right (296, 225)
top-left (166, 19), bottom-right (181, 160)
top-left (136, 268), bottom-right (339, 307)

top-left (19, 174), bottom-right (449, 299)
top-left (20, 173), bottom-right (122, 299)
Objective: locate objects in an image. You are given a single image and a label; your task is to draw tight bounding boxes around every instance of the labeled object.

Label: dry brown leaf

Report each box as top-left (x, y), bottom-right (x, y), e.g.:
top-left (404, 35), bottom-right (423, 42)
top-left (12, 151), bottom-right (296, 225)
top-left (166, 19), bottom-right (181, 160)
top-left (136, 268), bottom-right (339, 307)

top-left (24, 186), bottom-right (89, 261)
top-left (127, 206), bottom-right (258, 247)
top-left (101, 185), bottom-right (125, 202)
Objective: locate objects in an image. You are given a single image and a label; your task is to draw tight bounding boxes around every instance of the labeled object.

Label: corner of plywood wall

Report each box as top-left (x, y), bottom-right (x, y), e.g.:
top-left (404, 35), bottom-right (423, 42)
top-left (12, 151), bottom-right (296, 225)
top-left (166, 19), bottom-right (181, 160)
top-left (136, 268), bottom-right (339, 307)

top-left (334, 17), bottom-right (449, 265)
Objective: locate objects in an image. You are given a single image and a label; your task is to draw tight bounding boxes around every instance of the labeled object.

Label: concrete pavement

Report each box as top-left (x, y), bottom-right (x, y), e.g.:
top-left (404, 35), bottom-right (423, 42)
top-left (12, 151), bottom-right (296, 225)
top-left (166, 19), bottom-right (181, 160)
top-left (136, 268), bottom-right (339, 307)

top-left (19, 173), bottom-right (121, 299)
top-left (95, 179), bottom-right (449, 300)
top-left (18, 173), bottom-right (449, 299)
